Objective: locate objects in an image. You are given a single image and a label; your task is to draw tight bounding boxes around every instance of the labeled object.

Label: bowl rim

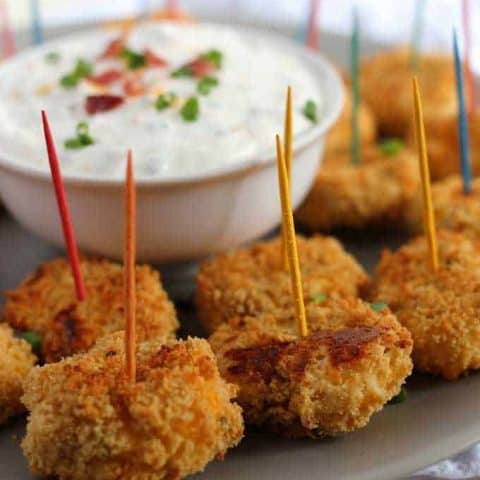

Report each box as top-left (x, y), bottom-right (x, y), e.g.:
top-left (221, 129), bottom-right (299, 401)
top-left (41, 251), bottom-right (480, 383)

top-left (0, 22), bottom-right (343, 188)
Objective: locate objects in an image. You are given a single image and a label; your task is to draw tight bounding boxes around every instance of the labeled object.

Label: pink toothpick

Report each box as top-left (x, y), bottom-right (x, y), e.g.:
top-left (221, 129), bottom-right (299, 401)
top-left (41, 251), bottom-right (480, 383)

top-left (0, 0), bottom-right (15, 58)
top-left (462, 0), bottom-right (475, 115)
top-left (41, 111), bottom-right (86, 301)
top-left (306, 0), bottom-right (320, 51)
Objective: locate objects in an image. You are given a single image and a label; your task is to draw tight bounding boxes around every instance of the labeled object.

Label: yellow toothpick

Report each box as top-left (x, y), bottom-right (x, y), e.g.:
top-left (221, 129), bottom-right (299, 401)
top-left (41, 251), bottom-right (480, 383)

top-left (412, 77), bottom-right (438, 272)
top-left (281, 86), bottom-right (293, 270)
top-left (276, 134), bottom-right (308, 337)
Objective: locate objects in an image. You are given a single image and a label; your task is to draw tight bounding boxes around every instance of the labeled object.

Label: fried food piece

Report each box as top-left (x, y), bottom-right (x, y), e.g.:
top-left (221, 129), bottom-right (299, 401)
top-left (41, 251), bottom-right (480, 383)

top-left (295, 143), bottom-right (419, 231)
top-left (4, 257), bottom-right (178, 363)
top-left (325, 74), bottom-right (377, 156)
top-left (407, 110), bottom-right (480, 180)
top-left (406, 175), bottom-right (480, 240)
top-left (0, 324), bottom-right (36, 424)
top-left (22, 333), bottom-right (243, 480)
top-left (361, 47), bottom-right (456, 137)
top-left (209, 296), bottom-right (412, 437)
top-left (196, 235), bottom-right (370, 333)
top-left (374, 230), bottom-right (480, 380)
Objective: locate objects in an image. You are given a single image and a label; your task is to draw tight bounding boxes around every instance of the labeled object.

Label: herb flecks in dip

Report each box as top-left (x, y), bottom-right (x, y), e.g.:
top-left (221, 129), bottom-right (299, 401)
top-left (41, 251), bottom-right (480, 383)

top-left (0, 22), bottom-right (322, 179)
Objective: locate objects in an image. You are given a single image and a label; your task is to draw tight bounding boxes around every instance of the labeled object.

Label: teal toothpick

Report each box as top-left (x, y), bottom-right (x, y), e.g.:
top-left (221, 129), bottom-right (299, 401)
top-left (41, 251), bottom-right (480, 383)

top-left (30, 0), bottom-right (43, 45)
top-left (350, 8), bottom-right (360, 166)
top-left (453, 29), bottom-right (472, 194)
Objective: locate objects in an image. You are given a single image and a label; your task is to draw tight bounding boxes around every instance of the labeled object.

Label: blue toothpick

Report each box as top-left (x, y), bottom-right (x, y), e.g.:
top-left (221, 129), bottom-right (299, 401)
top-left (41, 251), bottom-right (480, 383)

top-left (30, 0), bottom-right (43, 45)
top-left (453, 29), bottom-right (472, 194)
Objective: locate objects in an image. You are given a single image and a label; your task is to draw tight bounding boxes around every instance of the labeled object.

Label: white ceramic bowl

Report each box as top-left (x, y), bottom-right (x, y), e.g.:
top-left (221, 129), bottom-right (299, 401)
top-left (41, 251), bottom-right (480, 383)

top-left (0, 25), bottom-right (343, 263)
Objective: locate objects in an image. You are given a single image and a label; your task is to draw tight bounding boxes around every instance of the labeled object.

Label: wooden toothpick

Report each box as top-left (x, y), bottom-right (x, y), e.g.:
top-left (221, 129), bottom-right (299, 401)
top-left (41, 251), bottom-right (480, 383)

top-left (275, 135), bottom-right (308, 337)
top-left (124, 151), bottom-right (137, 382)
top-left (412, 78), bottom-right (438, 272)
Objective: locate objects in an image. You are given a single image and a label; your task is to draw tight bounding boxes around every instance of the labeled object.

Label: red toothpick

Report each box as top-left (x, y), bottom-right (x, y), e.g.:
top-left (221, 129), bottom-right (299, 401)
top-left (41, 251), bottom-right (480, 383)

top-left (166, 0), bottom-right (178, 13)
top-left (124, 151), bottom-right (136, 383)
top-left (41, 111), bottom-right (86, 301)
top-left (462, 0), bottom-right (475, 115)
top-left (0, 0), bottom-right (15, 58)
top-left (306, 0), bottom-right (320, 51)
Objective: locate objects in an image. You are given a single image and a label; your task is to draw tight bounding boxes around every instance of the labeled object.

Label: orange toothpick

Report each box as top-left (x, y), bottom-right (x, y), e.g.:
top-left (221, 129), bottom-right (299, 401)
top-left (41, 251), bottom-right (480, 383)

top-left (276, 134), bottom-right (308, 337)
top-left (124, 151), bottom-right (137, 382)
top-left (41, 111), bottom-right (86, 301)
top-left (412, 77), bottom-right (438, 272)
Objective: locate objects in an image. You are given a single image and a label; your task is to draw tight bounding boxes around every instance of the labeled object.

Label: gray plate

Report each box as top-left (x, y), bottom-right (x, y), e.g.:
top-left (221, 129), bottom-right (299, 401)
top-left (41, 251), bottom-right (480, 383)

top-left (1, 213), bottom-right (480, 480)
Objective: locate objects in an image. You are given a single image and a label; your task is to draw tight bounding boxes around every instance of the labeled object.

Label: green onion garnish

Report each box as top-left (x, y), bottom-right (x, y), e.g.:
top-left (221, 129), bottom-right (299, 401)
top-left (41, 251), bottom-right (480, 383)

top-left (303, 99), bottom-right (318, 124)
top-left (45, 51), bottom-right (60, 64)
top-left (155, 92), bottom-right (177, 111)
top-left (21, 331), bottom-right (42, 353)
top-left (60, 59), bottom-right (93, 88)
top-left (120, 47), bottom-right (146, 70)
top-left (200, 49), bottom-right (223, 68)
top-left (197, 76), bottom-right (219, 95)
top-left (378, 138), bottom-right (405, 156)
top-left (312, 293), bottom-right (327, 303)
top-left (370, 302), bottom-right (388, 312)
top-left (64, 122), bottom-right (95, 149)
top-left (181, 97), bottom-right (199, 122)
top-left (171, 65), bottom-right (193, 78)
top-left (388, 387), bottom-right (407, 405)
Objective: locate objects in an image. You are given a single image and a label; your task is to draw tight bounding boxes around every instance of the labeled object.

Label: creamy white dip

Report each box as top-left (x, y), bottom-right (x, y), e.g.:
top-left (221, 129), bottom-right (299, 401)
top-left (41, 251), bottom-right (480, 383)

top-left (0, 22), bottom-right (322, 179)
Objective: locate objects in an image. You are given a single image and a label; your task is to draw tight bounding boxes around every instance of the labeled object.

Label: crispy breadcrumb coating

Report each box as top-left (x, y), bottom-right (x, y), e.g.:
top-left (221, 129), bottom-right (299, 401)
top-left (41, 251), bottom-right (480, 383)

top-left (295, 144), bottom-right (419, 231)
top-left (4, 257), bottom-right (178, 363)
top-left (361, 47), bottom-right (456, 137)
top-left (196, 235), bottom-right (370, 333)
top-left (374, 230), bottom-right (480, 380)
top-left (0, 324), bottom-right (36, 424)
top-left (22, 333), bottom-right (243, 480)
top-left (325, 75), bottom-right (377, 156)
top-left (407, 176), bottom-right (480, 240)
top-left (407, 111), bottom-right (480, 180)
top-left (209, 296), bottom-right (412, 437)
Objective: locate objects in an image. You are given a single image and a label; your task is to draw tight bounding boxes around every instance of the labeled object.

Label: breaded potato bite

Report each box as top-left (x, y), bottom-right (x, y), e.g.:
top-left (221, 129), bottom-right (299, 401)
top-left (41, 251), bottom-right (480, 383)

top-left (295, 142), bottom-right (419, 231)
top-left (196, 235), bottom-right (370, 333)
top-left (4, 257), bottom-right (178, 362)
top-left (325, 75), bottom-right (377, 157)
top-left (361, 47), bottom-right (456, 137)
top-left (0, 324), bottom-right (37, 424)
top-left (209, 296), bottom-right (413, 437)
top-left (408, 111), bottom-right (480, 180)
top-left (407, 176), bottom-right (480, 240)
top-left (22, 332), bottom-right (243, 480)
top-left (374, 230), bottom-right (480, 380)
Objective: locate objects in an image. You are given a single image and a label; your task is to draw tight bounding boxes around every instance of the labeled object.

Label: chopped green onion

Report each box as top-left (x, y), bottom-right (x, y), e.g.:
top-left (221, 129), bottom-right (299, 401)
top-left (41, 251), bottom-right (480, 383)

top-left (64, 122), bottom-right (95, 149)
top-left (312, 293), bottom-right (327, 303)
top-left (370, 302), bottom-right (388, 312)
top-left (21, 331), bottom-right (42, 353)
top-left (200, 49), bottom-right (223, 68)
top-left (155, 92), bottom-right (177, 111)
top-left (171, 65), bottom-right (193, 78)
top-left (120, 47), bottom-right (146, 70)
top-left (388, 387), bottom-right (407, 405)
top-left (181, 97), bottom-right (199, 122)
top-left (60, 58), bottom-right (93, 88)
top-left (303, 100), bottom-right (317, 124)
top-left (45, 51), bottom-right (60, 64)
top-left (197, 76), bottom-right (219, 95)
top-left (378, 138), bottom-right (405, 156)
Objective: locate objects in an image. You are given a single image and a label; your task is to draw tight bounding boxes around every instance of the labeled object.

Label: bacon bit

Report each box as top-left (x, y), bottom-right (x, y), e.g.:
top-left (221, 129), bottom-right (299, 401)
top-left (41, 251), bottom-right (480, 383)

top-left (187, 58), bottom-right (216, 78)
top-left (145, 48), bottom-right (168, 68)
top-left (85, 95), bottom-right (125, 115)
top-left (87, 69), bottom-right (123, 86)
top-left (123, 75), bottom-right (146, 97)
top-left (99, 36), bottom-right (125, 60)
